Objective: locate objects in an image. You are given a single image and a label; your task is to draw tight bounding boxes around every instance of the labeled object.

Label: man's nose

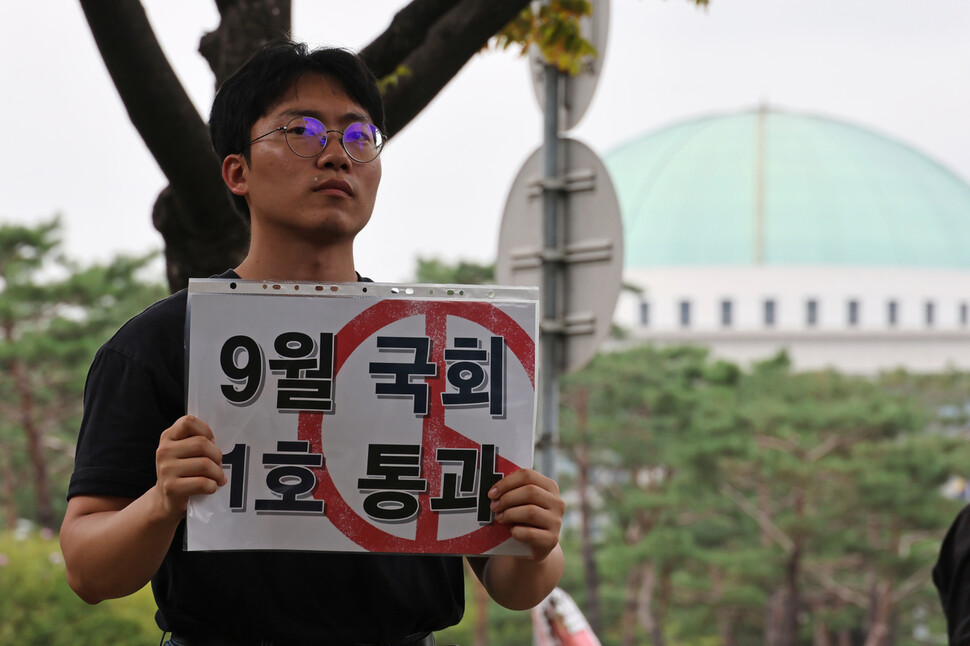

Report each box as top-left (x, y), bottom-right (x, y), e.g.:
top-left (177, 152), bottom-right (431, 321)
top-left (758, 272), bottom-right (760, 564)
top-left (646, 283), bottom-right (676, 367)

top-left (316, 133), bottom-right (350, 169)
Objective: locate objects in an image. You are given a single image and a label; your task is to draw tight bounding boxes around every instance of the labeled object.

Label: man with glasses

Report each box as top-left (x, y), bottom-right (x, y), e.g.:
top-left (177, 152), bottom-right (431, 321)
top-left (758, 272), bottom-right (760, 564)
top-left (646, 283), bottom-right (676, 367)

top-left (60, 42), bottom-right (565, 646)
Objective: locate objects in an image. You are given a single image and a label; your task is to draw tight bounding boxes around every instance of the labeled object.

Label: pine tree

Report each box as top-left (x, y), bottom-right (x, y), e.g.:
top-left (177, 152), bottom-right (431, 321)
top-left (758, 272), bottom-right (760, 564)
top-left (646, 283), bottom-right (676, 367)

top-left (557, 346), bottom-right (969, 646)
top-left (0, 218), bottom-right (166, 529)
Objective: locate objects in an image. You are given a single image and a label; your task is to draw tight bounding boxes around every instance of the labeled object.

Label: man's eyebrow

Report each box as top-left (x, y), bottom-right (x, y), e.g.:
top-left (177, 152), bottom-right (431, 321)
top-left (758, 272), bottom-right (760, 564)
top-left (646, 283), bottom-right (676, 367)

top-left (278, 108), bottom-right (373, 124)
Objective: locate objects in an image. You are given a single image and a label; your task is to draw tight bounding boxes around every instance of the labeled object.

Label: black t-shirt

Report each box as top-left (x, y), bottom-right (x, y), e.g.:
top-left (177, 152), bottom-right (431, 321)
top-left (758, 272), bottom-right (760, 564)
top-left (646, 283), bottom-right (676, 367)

top-left (68, 270), bottom-right (464, 642)
top-left (935, 504), bottom-right (970, 644)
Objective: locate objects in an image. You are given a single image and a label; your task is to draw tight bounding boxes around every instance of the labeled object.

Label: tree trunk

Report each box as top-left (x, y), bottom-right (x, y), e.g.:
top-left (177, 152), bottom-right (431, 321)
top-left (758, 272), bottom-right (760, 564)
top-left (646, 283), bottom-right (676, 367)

top-left (621, 560), bottom-right (643, 646)
top-left (152, 187), bottom-right (249, 293)
top-left (0, 445), bottom-right (18, 529)
top-left (862, 580), bottom-right (893, 646)
top-left (9, 357), bottom-right (52, 529)
top-left (712, 567), bottom-right (738, 646)
top-left (79, 0), bottom-right (253, 292)
top-left (810, 601), bottom-right (833, 646)
top-left (779, 488), bottom-right (806, 646)
top-left (475, 574), bottom-right (489, 646)
top-left (765, 545), bottom-right (801, 646)
top-left (758, 482), bottom-right (771, 547)
top-left (575, 385), bottom-right (602, 633)
top-left (784, 545), bottom-right (802, 645)
top-left (765, 588), bottom-right (789, 646)
top-left (199, 0), bottom-right (292, 85)
top-left (460, 559), bottom-right (489, 646)
top-left (636, 562), bottom-right (665, 646)
top-left (3, 321), bottom-right (52, 528)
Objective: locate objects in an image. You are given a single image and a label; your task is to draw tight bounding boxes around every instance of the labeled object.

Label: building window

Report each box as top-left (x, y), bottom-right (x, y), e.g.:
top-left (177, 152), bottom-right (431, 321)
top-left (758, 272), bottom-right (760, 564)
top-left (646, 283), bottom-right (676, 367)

top-left (720, 299), bottom-right (733, 328)
top-left (926, 301), bottom-right (935, 327)
top-left (806, 299), bottom-right (818, 327)
top-left (639, 301), bottom-right (649, 327)
top-left (764, 299), bottom-right (776, 327)
top-left (679, 300), bottom-right (691, 328)
top-left (887, 300), bottom-right (898, 327)
top-left (961, 302), bottom-right (968, 327)
top-left (847, 300), bottom-right (860, 327)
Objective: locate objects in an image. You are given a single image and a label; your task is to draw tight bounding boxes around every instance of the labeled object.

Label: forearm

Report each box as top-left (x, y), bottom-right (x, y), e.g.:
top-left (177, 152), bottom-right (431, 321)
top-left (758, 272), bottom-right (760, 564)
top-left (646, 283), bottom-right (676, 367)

top-left (468, 544), bottom-right (564, 610)
top-left (60, 488), bottom-right (181, 604)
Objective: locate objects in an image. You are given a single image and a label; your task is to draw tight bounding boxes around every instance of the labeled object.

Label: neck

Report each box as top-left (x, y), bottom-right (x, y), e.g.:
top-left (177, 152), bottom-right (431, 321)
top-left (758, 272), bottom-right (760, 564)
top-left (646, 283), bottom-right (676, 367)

top-left (235, 236), bottom-right (359, 283)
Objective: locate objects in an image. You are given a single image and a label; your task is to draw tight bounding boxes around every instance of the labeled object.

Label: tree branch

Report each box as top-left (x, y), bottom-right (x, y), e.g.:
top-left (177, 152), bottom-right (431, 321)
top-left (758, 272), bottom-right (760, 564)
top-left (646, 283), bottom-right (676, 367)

top-left (720, 482), bottom-right (795, 554)
top-left (78, 0), bottom-right (236, 232)
top-left (79, 0), bottom-right (248, 290)
top-left (891, 567), bottom-right (930, 604)
top-left (364, 0), bottom-right (531, 136)
top-left (754, 434), bottom-right (800, 455)
top-left (360, 0), bottom-right (456, 78)
top-left (199, 0), bottom-right (292, 86)
top-left (803, 568), bottom-right (870, 609)
top-left (806, 434), bottom-right (845, 463)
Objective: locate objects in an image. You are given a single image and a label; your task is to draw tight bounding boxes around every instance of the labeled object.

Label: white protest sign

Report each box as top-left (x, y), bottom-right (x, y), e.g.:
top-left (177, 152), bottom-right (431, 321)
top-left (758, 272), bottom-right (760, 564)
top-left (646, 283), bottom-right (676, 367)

top-left (185, 279), bottom-right (538, 556)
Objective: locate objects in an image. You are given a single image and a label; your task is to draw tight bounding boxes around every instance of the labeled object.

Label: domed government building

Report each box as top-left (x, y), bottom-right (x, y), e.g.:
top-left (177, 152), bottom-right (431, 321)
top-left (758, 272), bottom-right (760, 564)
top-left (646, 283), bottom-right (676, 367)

top-left (605, 107), bottom-right (970, 373)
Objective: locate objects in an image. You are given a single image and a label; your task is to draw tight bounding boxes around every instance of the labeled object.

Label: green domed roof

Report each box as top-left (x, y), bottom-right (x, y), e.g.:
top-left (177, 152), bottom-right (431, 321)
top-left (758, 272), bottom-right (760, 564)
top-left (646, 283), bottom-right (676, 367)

top-left (604, 109), bottom-right (970, 268)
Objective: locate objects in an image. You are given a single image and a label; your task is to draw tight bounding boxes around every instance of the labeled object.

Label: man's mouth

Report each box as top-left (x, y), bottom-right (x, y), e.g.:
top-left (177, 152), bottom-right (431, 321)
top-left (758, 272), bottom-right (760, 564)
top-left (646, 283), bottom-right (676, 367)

top-left (313, 178), bottom-right (353, 197)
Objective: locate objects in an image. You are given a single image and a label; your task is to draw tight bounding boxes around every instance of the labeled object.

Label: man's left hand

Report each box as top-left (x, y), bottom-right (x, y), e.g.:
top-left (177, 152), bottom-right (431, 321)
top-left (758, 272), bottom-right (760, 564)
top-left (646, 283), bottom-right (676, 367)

top-left (488, 469), bottom-right (565, 561)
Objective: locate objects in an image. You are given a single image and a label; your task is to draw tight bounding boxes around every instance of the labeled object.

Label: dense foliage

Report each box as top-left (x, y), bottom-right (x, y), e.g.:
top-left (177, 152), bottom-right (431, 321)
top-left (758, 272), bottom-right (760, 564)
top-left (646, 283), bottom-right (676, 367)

top-left (0, 218), bottom-right (166, 529)
top-left (553, 346), bottom-right (969, 646)
top-left (431, 327), bottom-right (969, 646)
top-left (412, 256), bottom-right (495, 285)
top-left (0, 529), bottom-right (158, 645)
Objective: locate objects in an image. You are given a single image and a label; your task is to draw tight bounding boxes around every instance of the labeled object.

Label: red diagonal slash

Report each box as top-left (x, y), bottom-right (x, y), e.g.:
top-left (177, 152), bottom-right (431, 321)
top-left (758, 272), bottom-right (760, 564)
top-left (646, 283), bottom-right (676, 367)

top-left (298, 299), bottom-right (535, 553)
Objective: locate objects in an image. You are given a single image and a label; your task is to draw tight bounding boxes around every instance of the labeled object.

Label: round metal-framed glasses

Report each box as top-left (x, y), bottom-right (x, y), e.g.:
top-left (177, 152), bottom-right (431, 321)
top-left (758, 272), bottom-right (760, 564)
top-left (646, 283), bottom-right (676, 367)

top-left (248, 115), bottom-right (385, 163)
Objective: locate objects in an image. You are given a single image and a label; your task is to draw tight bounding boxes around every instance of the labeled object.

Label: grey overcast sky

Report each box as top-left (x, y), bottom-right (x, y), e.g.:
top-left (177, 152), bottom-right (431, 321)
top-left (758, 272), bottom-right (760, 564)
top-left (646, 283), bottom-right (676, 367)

top-left (2, 0), bottom-right (968, 282)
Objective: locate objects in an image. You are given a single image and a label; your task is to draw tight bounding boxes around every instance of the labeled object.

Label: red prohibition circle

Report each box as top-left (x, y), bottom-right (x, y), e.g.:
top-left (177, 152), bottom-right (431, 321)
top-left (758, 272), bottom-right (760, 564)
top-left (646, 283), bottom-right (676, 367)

top-left (297, 299), bottom-right (536, 554)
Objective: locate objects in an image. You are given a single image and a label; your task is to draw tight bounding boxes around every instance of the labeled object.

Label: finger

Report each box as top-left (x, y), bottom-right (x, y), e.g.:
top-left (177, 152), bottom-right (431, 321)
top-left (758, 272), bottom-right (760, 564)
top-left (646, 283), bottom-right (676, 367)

top-left (164, 415), bottom-right (215, 442)
top-left (491, 484), bottom-right (559, 516)
top-left (160, 434), bottom-right (225, 464)
top-left (491, 478), bottom-right (565, 513)
top-left (488, 469), bottom-right (559, 500)
top-left (156, 438), bottom-right (225, 478)
top-left (160, 475), bottom-right (223, 500)
top-left (157, 456), bottom-right (227, 485)
top-left (496, 503), bottom-right (561, 531)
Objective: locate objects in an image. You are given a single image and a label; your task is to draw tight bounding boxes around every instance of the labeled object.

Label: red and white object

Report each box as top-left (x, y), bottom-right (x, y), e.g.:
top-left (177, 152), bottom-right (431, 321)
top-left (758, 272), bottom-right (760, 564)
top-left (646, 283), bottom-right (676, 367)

top-left (533, 587), bottom-right (602, 646)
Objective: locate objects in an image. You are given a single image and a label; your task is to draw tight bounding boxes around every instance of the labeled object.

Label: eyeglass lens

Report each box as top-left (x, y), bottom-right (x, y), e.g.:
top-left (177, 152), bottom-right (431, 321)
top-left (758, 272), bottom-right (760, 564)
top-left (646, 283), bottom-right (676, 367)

top-left (285, 116), bottom-right (384, 162)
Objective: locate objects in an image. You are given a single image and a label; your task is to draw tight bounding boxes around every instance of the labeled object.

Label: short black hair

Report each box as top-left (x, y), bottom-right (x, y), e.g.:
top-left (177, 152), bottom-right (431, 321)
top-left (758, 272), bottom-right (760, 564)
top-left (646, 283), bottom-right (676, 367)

top-left (209, 41), bottom-right (385, 220)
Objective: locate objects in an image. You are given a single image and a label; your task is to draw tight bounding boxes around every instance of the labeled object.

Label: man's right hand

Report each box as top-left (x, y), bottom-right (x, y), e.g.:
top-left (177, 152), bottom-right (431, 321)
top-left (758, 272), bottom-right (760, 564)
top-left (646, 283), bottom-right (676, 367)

top-left (153, 415), bottom-right (227, 520)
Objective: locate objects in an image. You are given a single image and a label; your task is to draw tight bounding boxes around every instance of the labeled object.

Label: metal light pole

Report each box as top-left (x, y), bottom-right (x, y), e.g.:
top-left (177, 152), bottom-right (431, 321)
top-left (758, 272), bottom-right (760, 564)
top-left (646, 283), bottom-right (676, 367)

top-left (495, 4), bottom-right (621, 642)
top-left (538, 64), bottom-right (563, 479)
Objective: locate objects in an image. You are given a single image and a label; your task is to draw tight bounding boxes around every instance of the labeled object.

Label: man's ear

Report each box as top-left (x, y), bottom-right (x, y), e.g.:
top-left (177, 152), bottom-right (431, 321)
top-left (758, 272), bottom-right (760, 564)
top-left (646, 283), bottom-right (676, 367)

top-left (222, 154), bottom-right (249, 197)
